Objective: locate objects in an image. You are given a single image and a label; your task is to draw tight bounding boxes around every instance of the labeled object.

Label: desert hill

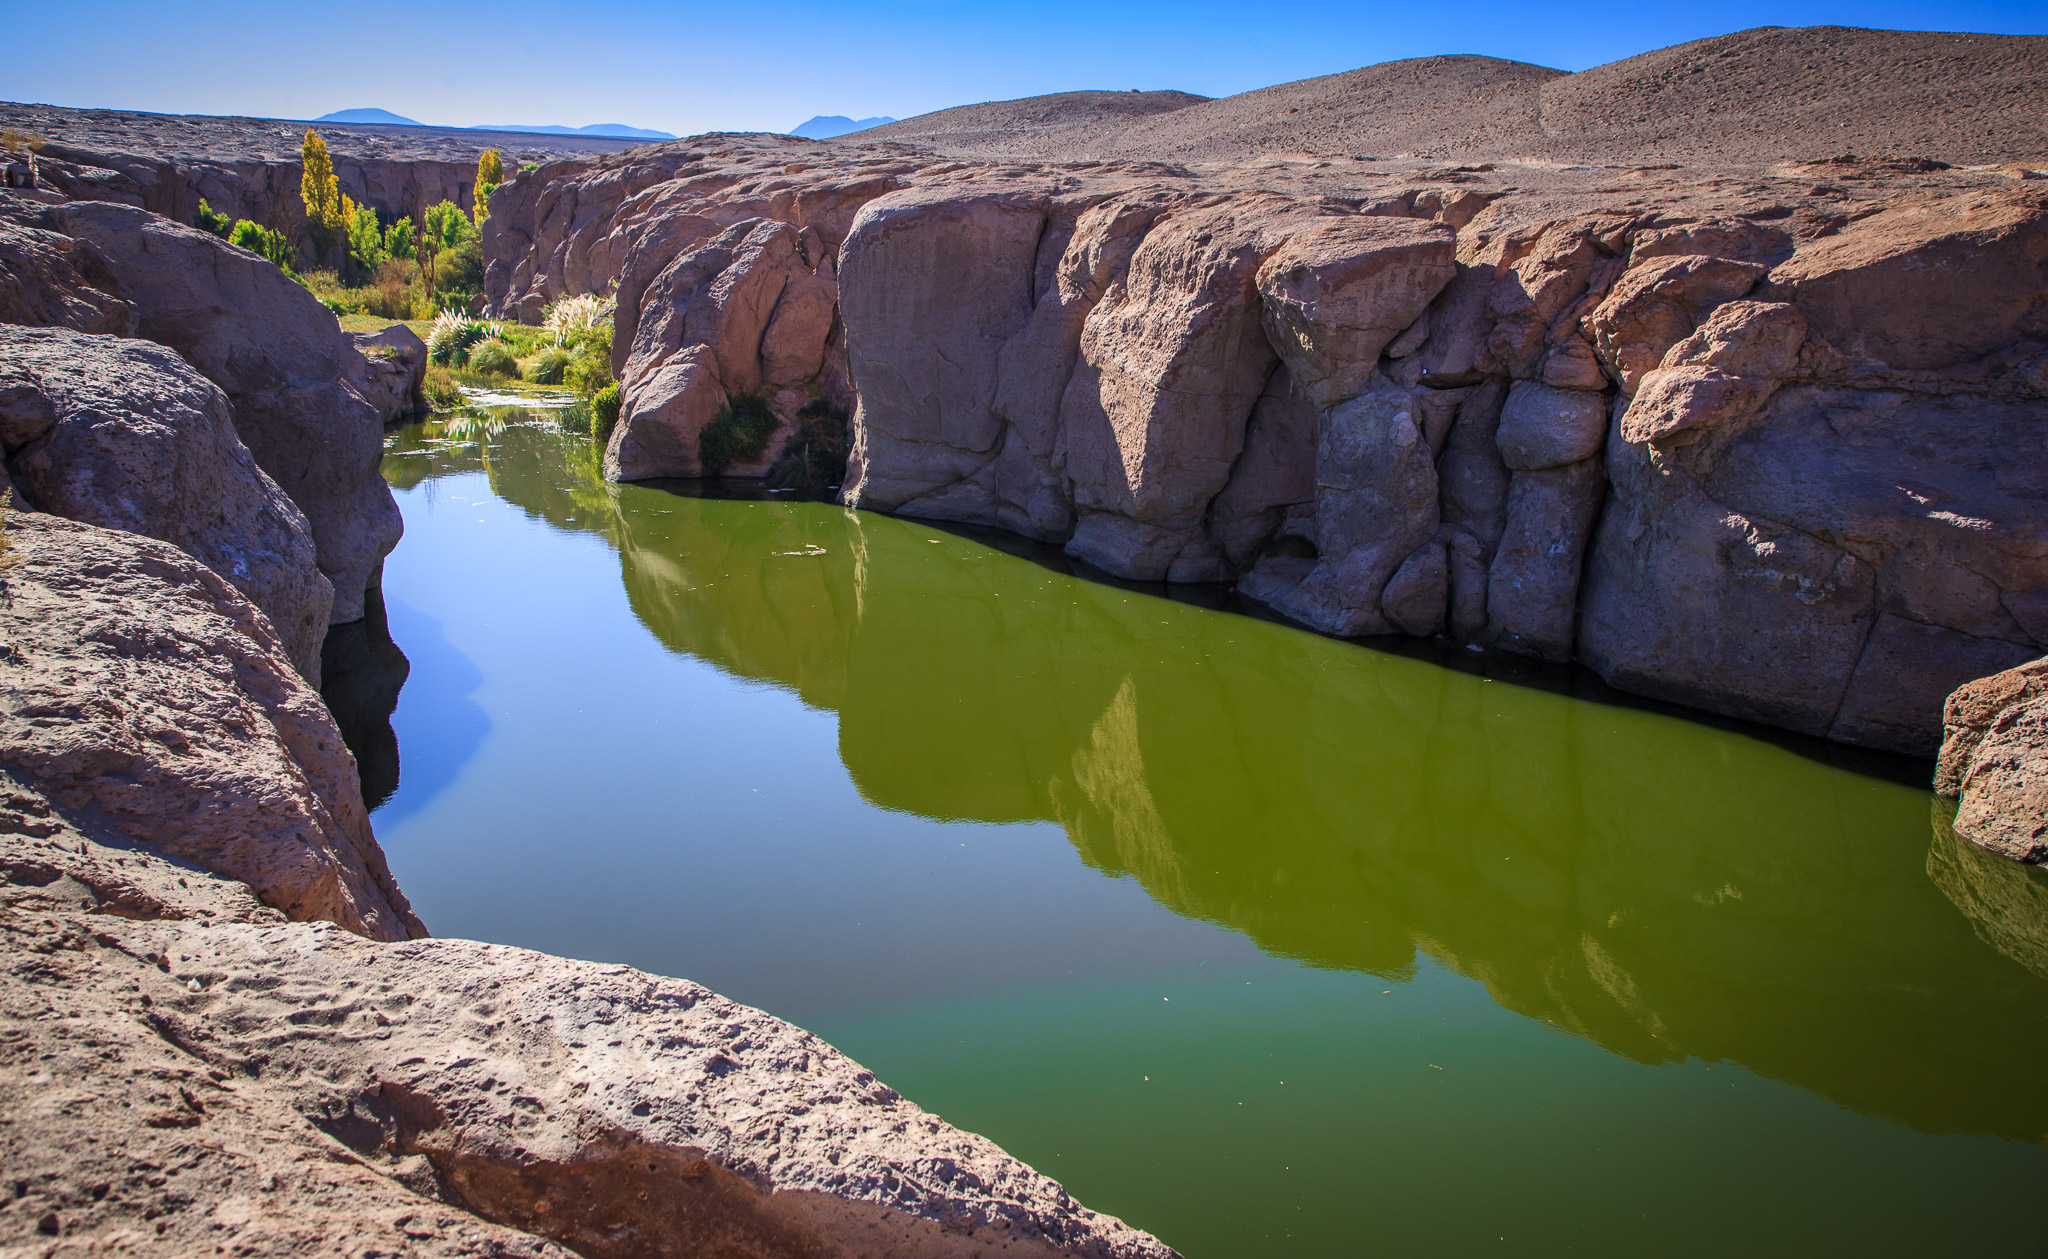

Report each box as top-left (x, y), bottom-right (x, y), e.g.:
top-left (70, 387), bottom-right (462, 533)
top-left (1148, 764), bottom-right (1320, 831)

top-left (847, 89), bottom-right (1209, 155)
top-left (846, 27), bottom-right (2048, 166)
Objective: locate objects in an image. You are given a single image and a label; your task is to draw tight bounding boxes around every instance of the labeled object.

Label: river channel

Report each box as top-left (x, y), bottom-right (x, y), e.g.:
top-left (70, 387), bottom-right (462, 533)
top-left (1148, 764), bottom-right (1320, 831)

top-left (351, 404), bottom-right (2048, 1257)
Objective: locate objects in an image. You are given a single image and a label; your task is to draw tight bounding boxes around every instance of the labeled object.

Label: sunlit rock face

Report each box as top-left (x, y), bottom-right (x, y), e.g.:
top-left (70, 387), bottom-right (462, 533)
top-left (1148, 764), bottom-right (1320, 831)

top-left (479, 136), bottom-right (2047, 769)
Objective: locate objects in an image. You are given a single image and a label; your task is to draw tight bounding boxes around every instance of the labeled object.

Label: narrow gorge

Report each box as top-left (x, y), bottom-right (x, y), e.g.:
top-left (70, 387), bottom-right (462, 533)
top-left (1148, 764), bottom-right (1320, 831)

top-left (4, 22), bottom-right (2048, 1259)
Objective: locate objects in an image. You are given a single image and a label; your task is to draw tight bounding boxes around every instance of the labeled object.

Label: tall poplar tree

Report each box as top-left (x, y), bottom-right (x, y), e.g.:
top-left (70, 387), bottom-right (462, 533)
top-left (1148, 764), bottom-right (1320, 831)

top-left (473, 148), bottom-right (503, 226)
top-left (299, 129), bottom-right (341, 265)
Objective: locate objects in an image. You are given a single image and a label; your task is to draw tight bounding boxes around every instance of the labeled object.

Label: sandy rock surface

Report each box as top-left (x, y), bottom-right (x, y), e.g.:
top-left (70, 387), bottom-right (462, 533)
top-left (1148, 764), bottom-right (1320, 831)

top-left (0, 511), bottom-right (420, 940)
top-left (0, 324), bottom-right (333, 679)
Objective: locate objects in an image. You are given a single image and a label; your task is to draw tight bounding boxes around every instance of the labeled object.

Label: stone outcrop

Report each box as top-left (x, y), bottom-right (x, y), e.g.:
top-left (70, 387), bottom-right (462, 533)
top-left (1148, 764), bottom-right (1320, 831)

top-left (0, 508), bottom-right (1178, 1257)
top-left (1, 510), bottom-right (418, 938)
top-left (0, 190), bottom-right (403, 624)
top-left (346, 323), bottom-right (429, 426)
top-left (0, 324), bottom-right (333, 679)
top-left (1936, 658), bottom-right (2048, 862)
top-left (476, 135), bottom-right (2047, 763)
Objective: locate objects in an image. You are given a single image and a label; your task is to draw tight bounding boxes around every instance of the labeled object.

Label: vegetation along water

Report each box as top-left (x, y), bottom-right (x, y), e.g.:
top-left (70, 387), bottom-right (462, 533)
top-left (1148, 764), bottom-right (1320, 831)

top-left (354, 403), bottom-right (2048, 1258)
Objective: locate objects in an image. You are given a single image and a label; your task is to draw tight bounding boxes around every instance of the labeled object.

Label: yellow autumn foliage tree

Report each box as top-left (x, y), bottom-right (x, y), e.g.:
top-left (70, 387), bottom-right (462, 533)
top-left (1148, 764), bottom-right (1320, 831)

top-left (299, 129), bottom-right (341, 264)
top-left (473, 148), bottom-right (503, 226)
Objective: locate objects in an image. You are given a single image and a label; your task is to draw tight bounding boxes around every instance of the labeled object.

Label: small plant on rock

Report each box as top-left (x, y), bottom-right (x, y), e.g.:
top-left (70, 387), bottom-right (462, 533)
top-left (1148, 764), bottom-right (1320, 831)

top-left (195, 199), bottom-right (232, 237)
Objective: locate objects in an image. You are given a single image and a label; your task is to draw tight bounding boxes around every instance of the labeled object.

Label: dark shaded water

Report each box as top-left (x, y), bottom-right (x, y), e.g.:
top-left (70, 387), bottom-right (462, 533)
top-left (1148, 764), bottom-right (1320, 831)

top-left (359, 410), bottom-right (2048, 1257)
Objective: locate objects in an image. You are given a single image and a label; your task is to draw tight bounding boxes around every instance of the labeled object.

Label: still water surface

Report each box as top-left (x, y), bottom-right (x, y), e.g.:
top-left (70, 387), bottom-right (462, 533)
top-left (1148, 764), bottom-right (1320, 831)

top-left (361, 409), bottom-right (2048, 1257)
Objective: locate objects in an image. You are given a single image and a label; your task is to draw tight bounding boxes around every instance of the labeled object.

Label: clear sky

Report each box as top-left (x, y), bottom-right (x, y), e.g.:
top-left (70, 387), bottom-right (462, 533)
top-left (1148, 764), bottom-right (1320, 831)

top-left (10, 0), bottom-right (2045, 136)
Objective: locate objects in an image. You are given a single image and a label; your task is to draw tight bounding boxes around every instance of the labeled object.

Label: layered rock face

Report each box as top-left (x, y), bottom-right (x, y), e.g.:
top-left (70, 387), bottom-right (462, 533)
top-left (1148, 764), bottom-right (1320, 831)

top-left (0, 510), bottom-right (1177, 1257)
top-left (0, 190), bottom-right (403, 626)
top-left (480, 136), bottom-right (2046, 761)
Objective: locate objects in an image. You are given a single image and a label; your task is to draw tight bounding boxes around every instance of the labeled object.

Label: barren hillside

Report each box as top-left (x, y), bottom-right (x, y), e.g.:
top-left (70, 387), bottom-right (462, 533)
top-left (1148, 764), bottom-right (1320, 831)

top-left (842, 27), bottom-right (2048, 166)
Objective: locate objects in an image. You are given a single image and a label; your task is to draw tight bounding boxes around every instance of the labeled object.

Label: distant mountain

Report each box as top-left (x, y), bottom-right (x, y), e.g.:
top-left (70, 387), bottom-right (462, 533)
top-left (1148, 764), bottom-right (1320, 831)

top-left (790, 115), bottom-right (897, 139)
top-left (315, 108), bottom-right (422, 126)
top-left (470, 123), bottom-right (677, 140)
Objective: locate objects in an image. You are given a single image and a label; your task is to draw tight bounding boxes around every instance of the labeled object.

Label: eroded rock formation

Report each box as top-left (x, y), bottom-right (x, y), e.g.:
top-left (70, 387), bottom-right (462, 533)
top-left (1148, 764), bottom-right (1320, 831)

top-left (0, 189), bottom-right (403, 625)
top-left (477, 135), bottom-right (2047, 762)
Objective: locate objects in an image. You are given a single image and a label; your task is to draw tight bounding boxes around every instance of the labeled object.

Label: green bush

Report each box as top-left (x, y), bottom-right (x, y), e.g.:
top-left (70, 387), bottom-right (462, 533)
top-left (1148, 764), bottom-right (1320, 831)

top-left (428, 311), bottom-right (499, 365)
top-left (591, 382), bottom-right (622, 444)
top-left (529, 347), bottom-right (572, 385)
top-left (421, 365), bottom-right (463, 410)
top-left (195, 199), bottom-right (232, 237)
top-left (433, 238), bottom-right (483, 298)
top-left (227, 219), bottom-right (294, 272)
top-left (764, 397), bottom-right (850, 493)
top-left (466, 339), bottom-right (519, 377)
top-left (699, 392), bottom-right (780, 476)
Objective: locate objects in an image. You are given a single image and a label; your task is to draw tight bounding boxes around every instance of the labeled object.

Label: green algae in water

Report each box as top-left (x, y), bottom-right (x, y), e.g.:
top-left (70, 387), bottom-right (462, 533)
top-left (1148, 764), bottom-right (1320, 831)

top-left (369, 415), bottom-right (2048, 1257)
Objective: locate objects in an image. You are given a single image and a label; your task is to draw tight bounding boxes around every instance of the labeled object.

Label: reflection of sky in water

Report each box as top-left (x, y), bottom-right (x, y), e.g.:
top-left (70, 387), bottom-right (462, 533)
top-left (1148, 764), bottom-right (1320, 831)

top-left (368, 416), bottom-right (2048, 1259)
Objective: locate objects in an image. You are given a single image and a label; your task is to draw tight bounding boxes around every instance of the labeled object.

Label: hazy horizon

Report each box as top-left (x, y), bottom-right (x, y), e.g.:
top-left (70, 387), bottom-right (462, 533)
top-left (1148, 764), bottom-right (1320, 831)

top-left (11, 1), bottom-right (2045, 137)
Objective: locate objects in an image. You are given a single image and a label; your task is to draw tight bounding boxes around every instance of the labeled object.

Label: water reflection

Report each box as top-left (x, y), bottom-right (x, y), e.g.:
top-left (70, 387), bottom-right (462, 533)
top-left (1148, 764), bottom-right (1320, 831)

top-left (385, 416), bottom-right (2048, 1147)
top-left (320, 584), bottom-right (408, 810)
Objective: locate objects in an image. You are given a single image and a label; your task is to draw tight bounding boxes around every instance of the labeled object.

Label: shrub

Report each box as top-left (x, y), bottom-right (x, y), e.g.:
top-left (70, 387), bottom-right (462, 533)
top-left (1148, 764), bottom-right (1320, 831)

top-left (591, 382), bottom-right (622, 444)
top-left (428, 311), bottom-right (499, 365)
top-left (195, 198), bottom-right (232, 237)
top-left (466, 339), bottom-right (519, 377)
top-left (543, 293), bottom-right (611, 345)
top-left (699, 392), bottom-right (780, 476)
top-left (764, 397), bottom-right (850, 493)
top-left (529, 347), bottom-right (572, 385)
top-left (433, 238), bottom-right (483, 299)
top-left (421, 365), bottom-right (463, 410)
top-left (227, 219), bottom-right (294, 272)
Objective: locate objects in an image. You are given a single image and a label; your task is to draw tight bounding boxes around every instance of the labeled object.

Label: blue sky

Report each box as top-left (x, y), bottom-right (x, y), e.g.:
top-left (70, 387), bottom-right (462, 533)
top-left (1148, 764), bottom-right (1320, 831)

top-left (10, 0), bottom-right (2045, 135)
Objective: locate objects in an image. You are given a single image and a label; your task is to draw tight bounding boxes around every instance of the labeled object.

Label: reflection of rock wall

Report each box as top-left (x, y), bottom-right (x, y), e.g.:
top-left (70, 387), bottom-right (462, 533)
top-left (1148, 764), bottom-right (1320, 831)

top-left (393, 417), bottom-right (2048, 1142)
top-left (1928, 804), bottom-right (2048, 977)
top-left (482, 138), bottom-right (2048, 762)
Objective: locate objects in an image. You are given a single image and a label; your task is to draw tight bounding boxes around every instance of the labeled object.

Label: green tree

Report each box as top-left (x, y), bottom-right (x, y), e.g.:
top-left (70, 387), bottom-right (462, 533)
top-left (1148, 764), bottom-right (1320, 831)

top-left (473, 148), bottom-right (502, 226)
top-left (383, 215), bottom-right (417, 261)
top-left (421, 199), bottom-right (473, 252)
top-left (299, 129), bottom-right (342, 265)
top-left (342, 195), bottom-right (385, 272)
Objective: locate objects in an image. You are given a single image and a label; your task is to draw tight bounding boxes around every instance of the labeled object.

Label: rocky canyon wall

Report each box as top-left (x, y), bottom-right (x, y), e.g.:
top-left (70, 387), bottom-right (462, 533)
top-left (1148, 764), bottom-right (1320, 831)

top-left (481, 137), bottom-right (2047, 761)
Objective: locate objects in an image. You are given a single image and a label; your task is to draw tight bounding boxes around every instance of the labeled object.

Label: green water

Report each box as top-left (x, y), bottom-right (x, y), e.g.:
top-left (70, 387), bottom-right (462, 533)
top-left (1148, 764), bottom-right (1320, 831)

top-left (365, 410), bottom-right (2048, 1257)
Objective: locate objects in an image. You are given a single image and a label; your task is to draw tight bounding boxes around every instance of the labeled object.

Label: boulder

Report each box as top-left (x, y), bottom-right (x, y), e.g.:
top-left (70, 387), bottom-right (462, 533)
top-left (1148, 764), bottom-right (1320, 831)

top-left (1494, 380), bottom-right (1608, 469)
top-left (344, 324), bottom-right (428, 427)
top-left (0, 204), bottom-right (136, 334)
top-left (0, 325), bottom-right (332, 680)
top-left (1584, 253), bottom-right (1765, 391)
top-left (0, 510), bottom-right (421, 940)
top-left (1936, 657), bottom-right (2048, 862)
top-left (1254, 214), bottom-right (1457, 408)
top-left (38, 200), bottom-right (402, 623)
